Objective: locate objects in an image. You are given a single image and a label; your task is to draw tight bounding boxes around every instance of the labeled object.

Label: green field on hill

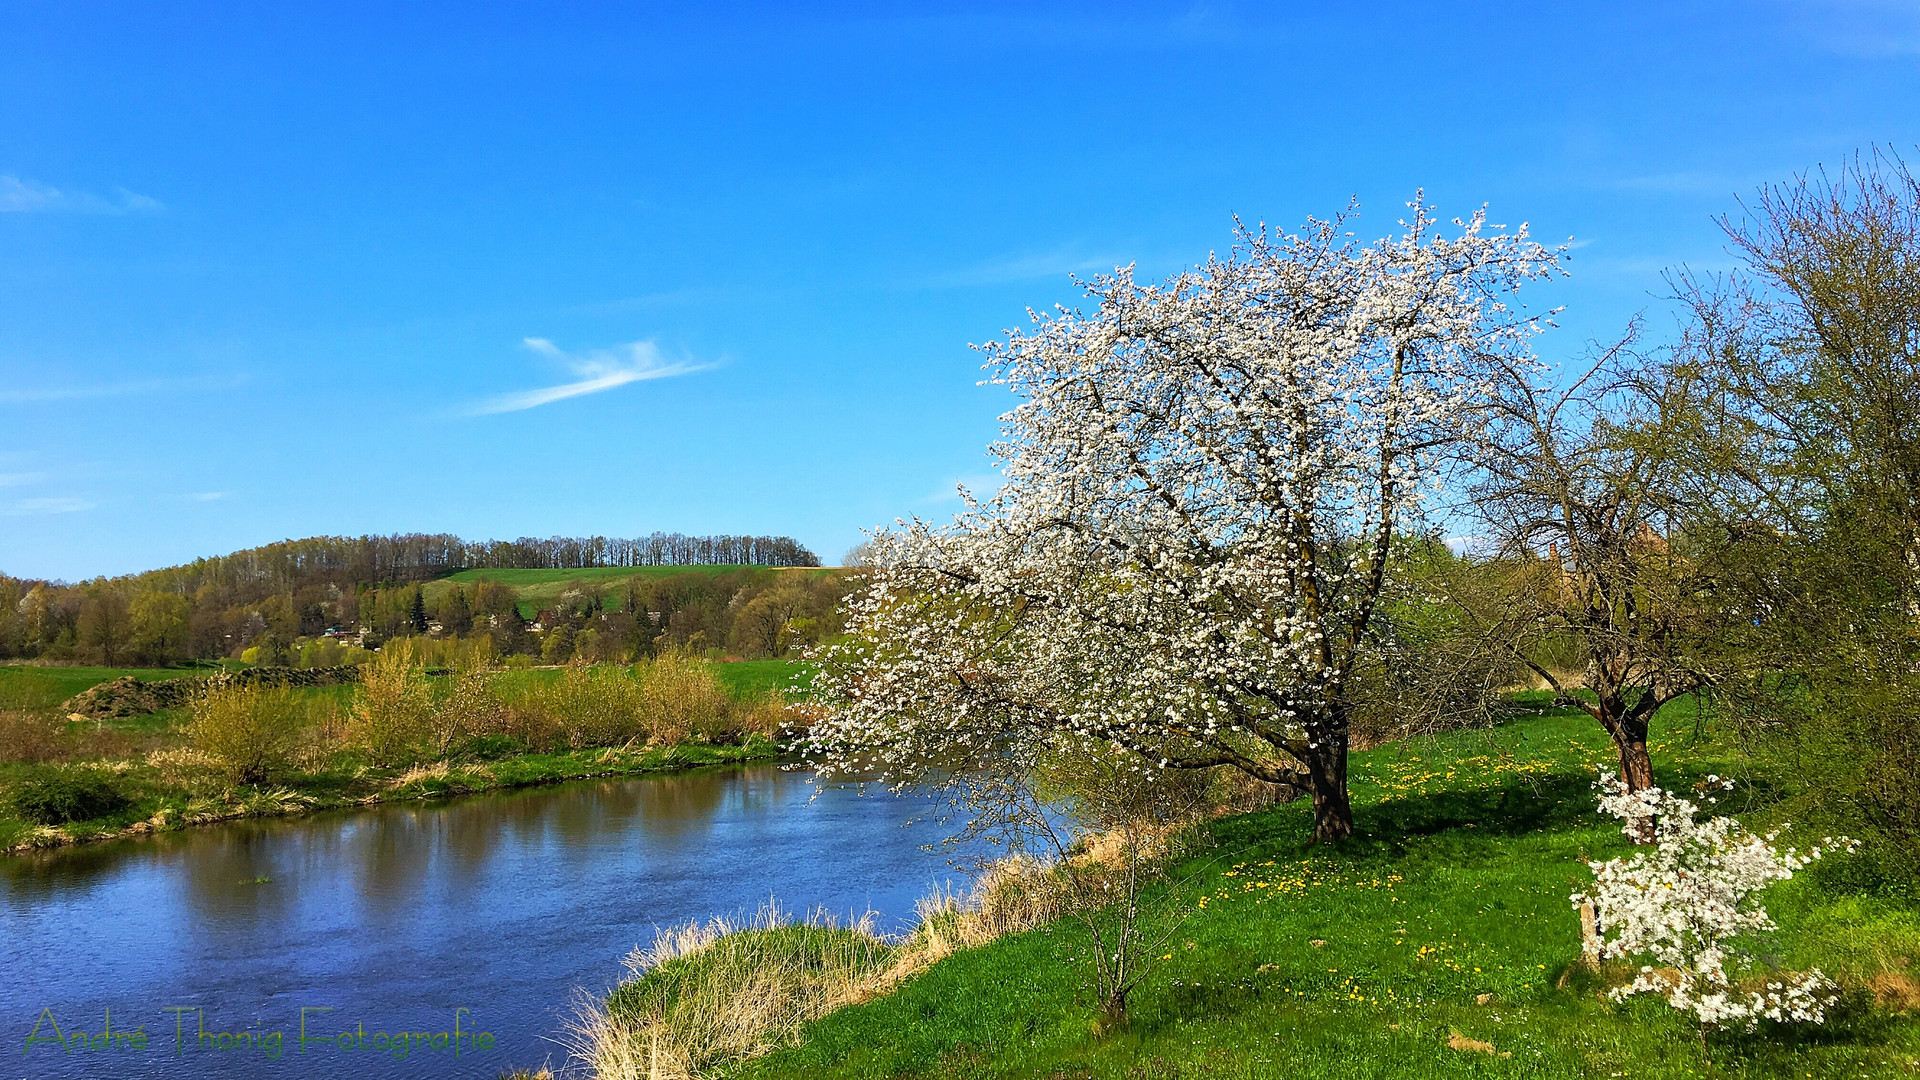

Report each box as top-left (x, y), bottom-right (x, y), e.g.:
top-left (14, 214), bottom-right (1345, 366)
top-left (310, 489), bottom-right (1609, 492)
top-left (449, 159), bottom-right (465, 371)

top-left (423, 564), bottom-right (835, 616)
top-left (732, 702), bottom-right (1920, 1079)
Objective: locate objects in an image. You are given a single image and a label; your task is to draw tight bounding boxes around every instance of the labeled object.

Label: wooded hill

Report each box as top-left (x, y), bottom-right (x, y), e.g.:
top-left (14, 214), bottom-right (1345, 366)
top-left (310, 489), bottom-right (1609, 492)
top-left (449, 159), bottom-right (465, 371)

top-left (0, 532), bottom-right (832, 666)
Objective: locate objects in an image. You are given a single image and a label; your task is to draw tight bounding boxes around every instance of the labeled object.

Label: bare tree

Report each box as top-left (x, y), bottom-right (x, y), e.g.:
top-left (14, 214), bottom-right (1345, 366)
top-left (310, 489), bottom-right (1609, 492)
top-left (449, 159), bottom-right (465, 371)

top-left (1470, 328), bottom-right (1722, 802)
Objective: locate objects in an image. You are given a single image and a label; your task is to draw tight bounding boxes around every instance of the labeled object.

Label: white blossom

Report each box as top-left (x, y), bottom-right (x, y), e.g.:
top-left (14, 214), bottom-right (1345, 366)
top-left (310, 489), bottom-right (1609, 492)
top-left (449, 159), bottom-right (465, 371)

top-left (1572, 770), bottom-right (1856, 1030)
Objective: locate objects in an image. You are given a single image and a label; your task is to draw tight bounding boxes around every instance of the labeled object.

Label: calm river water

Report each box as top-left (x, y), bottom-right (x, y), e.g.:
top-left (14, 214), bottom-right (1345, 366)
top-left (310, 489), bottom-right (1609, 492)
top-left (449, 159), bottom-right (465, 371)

top-left (1, 764), bottom-right (966, 1080)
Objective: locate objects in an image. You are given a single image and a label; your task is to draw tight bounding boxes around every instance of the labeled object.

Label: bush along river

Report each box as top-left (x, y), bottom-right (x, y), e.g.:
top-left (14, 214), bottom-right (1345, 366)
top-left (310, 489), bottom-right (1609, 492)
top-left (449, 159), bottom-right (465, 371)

top-left (2, 763), bottom-right (969, 1079)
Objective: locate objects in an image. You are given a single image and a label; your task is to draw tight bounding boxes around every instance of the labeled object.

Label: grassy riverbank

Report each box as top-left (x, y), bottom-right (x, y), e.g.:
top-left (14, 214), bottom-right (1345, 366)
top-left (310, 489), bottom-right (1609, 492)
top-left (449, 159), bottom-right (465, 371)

top-left (1, 738), bottom-right (782, 854)
top-left (0, 659), bottom-right (805, 855)
top-left (602, 703), bottom-right (1920, 1079)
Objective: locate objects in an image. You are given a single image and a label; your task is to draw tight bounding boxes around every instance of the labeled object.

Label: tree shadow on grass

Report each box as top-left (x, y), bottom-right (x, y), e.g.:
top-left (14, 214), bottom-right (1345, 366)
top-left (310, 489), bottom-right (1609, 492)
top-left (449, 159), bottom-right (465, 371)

top-left (1207, 771), bottom-right (1604, 865)
top-left (1358, 771), bottom-right (1599, 843)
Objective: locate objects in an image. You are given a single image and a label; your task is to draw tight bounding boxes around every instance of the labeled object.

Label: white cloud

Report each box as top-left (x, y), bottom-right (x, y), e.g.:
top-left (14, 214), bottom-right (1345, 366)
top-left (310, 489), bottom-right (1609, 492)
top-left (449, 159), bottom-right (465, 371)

top-left (0, 472), bottom-right (44, 487)
top-left (468, 338), bottom-right (710, 416)
top-left (183, 491), bottom-right (230, 502)
top-left (4, 496), bottom-right (94, 516)
top-left (0, 175), bottom-right (161, 214)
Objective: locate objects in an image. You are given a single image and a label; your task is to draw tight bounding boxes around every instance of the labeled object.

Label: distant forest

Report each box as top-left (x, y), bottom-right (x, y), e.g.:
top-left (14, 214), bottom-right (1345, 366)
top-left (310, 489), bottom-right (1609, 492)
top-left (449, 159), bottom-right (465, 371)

top-left (0, 532), bottom-right (840, 667)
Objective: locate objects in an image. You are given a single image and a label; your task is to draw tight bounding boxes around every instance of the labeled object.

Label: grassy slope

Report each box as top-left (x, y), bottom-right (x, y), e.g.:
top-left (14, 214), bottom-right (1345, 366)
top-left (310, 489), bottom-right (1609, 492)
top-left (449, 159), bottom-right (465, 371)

top-left (743, 706), bottom-right (1920, 1079)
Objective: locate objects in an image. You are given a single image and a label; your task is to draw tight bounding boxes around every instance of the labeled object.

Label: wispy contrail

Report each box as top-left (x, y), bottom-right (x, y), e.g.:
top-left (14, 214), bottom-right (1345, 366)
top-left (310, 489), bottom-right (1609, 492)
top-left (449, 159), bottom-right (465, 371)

top-left (469, 338), bottom-right (709, 415)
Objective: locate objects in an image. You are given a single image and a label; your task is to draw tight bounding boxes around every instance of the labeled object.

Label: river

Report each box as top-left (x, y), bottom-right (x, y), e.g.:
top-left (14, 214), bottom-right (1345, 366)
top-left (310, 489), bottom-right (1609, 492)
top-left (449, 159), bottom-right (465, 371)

top-left (1, 764), bottom-right (967, 1079)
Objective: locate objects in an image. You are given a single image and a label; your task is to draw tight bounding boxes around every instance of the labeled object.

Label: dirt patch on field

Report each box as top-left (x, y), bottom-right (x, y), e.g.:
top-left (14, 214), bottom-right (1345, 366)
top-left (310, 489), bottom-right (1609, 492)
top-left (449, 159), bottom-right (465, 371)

top-left (62, 666), bottom-right (364, 720)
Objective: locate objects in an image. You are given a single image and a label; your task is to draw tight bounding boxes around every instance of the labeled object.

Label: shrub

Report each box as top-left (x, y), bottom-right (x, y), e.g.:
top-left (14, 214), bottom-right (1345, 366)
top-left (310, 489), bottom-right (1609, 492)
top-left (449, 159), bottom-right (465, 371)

top-left (428, 652), bottom-right (503, 756)
top-left (346, 644), bottom-right (434, 767)
top-left (635, 653), bottom-right (733, 744)
top-left (489, 656), bottom-right (774, 753)
top-left (1572, 770), bottom-right (1854, 1030)
top-left (517, 663), bottom-right (648, 748)
top-left (188, 679), bottom-right (308, 785)
top-left (1764, 678), bottom-right (1920, 881)
top-left (10, 772), bottom-right (132, 825)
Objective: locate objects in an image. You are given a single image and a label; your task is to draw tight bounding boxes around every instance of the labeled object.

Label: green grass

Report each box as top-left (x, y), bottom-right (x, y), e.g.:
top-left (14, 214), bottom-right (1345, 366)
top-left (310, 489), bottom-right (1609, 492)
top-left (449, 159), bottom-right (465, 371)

top-left (712, 659), bottom-right (813, 700)
top-left (0, 665), bottom-right (208, 710)
top-left (737, 706), bottom-right (1920, 1079)
top-left (483, 659), bottom-right (807, 702)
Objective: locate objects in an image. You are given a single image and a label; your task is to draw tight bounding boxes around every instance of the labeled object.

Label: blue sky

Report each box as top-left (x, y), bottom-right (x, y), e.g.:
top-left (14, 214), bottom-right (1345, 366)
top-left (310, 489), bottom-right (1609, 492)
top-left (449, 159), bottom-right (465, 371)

top-left (3, 2), bottom-right (1918, 580)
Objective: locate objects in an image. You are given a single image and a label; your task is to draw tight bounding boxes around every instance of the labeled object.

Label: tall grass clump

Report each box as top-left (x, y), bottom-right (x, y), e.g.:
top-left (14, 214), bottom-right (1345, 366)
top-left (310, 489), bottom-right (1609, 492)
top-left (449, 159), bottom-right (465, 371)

top-left (578, 904), bottom-right (894, 1080)
top-left (188, 677), bottom-right (307, 785)
top-left (346, 642), bottom-right (435, 766)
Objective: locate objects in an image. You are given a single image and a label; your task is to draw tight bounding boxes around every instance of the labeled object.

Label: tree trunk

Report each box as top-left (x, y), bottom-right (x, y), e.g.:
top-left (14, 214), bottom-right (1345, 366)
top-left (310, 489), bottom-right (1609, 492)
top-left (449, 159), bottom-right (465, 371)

top-left (1617, 733), bottom-right (1653, 793)
top-left (1602, 696), bottom-right (1656, 843)
top-left (1306, 730), bottom-right (1354, 843)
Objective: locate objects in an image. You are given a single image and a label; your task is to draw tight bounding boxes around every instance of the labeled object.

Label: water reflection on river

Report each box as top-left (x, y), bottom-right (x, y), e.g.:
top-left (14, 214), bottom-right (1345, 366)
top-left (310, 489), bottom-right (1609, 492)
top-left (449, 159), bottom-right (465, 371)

top-left (0, 764), bottom-right (963, 1079)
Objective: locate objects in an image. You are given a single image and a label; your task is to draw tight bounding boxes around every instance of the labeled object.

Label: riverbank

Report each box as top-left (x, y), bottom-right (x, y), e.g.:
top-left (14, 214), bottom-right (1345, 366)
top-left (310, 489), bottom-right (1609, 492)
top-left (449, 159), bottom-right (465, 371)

top-left (1, 658), bottom-right (808, 857)
top-left (2, 736), bottom-right (786, 855)
top-left (595, 704), bottom-right (1920, 1080)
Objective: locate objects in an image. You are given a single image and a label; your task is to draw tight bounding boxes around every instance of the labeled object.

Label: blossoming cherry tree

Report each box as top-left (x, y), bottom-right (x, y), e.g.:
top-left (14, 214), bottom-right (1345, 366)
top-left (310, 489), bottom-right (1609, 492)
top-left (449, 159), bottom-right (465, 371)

top-left (808, 198), bottom-right (1560, 842)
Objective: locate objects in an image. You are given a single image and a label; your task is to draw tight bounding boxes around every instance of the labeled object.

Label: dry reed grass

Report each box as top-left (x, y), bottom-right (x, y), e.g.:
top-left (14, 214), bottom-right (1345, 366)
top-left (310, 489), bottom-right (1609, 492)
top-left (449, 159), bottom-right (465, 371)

top-left (571, 903), bottom-right (893, 1080)
top-left (0, 710), bottom-right (67, 764)
top-left (1869, 971), bottom-right (1920, 1012)
top-left (573, 851), bottom-right (1105, 1080)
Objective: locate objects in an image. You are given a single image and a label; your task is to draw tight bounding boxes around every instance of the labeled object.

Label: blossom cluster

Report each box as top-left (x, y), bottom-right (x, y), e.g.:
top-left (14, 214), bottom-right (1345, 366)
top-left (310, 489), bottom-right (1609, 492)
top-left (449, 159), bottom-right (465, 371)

top-left (1571, 770), bottom-right (1856, 1029)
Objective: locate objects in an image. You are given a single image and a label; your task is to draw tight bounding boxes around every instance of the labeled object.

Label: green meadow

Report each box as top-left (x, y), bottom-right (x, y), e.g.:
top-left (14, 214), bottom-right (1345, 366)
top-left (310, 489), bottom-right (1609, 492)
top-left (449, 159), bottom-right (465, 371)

top-left (724, 703), bottom-right (1920, 1079)
top-left (424, 564), bottom-right (834, 616)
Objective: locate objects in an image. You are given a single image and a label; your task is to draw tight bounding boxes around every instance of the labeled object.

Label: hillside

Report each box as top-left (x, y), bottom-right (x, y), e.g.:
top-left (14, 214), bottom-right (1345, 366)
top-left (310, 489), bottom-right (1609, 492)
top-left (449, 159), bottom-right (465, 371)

top-left (0, 531), bottom-right (827, 667)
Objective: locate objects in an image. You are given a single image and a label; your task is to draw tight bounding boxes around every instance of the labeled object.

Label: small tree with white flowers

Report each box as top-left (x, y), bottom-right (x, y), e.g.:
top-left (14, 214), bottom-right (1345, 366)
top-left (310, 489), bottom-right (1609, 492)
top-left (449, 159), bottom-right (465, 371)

top-left (805, 197), bottom-right (1561, 843)
top-left (1573, 770), bottom-right (1852, 1030)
